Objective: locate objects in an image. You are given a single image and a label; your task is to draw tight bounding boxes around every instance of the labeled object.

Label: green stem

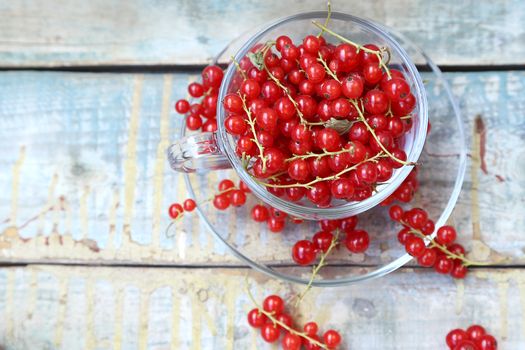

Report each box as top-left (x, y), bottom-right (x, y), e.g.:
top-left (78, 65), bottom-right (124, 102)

top-left (317, 52), bottom-right (340, 82)
top-left (407, 228), bottom-right (491, 267)
top-left (254, 152), bottom-right (386, 189)
top-left (286, 147), bottom-right (358, 163)
top-left (317, 1), bottom-right (332, 38)
top-left (312, 21), bottom-right (391, 77)
top-left (239, 93), bottom-right (268, 171)
top-left (295, 230), bottom-right (340, 307)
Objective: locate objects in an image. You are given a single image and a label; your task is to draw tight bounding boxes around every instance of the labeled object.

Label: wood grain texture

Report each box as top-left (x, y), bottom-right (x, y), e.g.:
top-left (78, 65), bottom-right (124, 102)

top-left (0, 0), bottom-right (524, 67)
top-left (0, 265), bottom-right (524, 349)
top-left (0, 71), bottom-right (523, 267)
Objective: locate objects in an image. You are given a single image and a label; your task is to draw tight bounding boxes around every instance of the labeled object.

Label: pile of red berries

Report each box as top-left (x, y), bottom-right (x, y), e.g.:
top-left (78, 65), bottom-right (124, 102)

top-left (247, 294), bottom-right (342, 349)
top-left (389, 206), bottom-right (469, 278)
top-left (446, 325), bottom-right (497, 350)
top-left (291, 217), bottom-right (369, 265)
top-left (221, 29), bottom-right (418, 208)
top-left (175, 65), bottom-right (224, 132)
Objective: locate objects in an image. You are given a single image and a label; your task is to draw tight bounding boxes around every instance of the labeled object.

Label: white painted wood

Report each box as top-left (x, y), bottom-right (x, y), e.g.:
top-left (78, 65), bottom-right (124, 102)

top-left (0, 71), bottom-right (523, 266)
top-left (0, 265), bottom-right (523, 349)
top-left (0, 0), bottom-right (523, 67)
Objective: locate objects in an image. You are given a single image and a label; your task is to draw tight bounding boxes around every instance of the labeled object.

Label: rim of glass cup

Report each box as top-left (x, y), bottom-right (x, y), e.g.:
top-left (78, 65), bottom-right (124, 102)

top-left (216, 11), bottom-right (429, 220)
top-left (182, 12), bottom-right (466, 286)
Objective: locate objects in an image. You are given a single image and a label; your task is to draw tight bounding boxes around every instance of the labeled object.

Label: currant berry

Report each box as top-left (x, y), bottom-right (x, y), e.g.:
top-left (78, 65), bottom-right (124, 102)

top-left (225, 114), bottom-right (247, 135)
top-left (364, 89), bottom-right (389, 114)
top-left (476, 334), bottom-right (497, 350)
top-left (341, 73), bottom-right (364, 99)
top-left (446, 329), bottom-right (469, 348)
top-left (345, 230), bottom-right (370, 253)
top-left (312, 231), bottom-right (334, 253)
top-left (263, 295), bottom-right (285, 315)
top-left (230, 190), bottom-right (246, 206)
top-left (251, 205), bottom-right (269, 222)
top-left (247, 308), bottom-right (267, 328)
top-left (436, 226), bottom-right (457, 245)
top-left (417, 248), bottom-right (437, 267)
top-left (453, 340), bottom-right (479, 350)
top-left (450, 260), bottom-right (468, 279)
top-left (268, 217), bottom-right (285, 233)
top-left (316, 128), bottom-right (341, 152)
top-left (188, 82), bottom-right (204, 98)
top-left (183, 199), bottom-right (196, 212)
top-left (202, 65), bottom-right (223, 88)
top-left (389, 205), bottom-right (404, 221)
top-left (175, 99), bottom-right (190, 114)
top-left (282, 332), bottom-right (302, 350)
top-left (213, 194), bottom-right (230, 210)
top-left (240, 79), bottom-right (261, 100)
top-left (292, 240), bottom-right (317, 265)
top-left (168, 203), bottom-right (183, 219)
top-left (323, 329), bottom-right (342, 349)
top-left (218, 179), bottom-right (235, 192)
top-left (186, 114), bottom-right (202, 130)
top-left (405, 235), bottom-right (426, 257)
top-left (466, 325), bottom-right (486, 342)
top-left (288, 159), bottom-right (310, 181)
top-left (222, 93), bottom-right (243, 113)
top-left (261, 323), bottom-right (280, 343)
top-left (303, 322), bottom-right (318, 336)
top-left (434, 255), bottom-right (453, 274)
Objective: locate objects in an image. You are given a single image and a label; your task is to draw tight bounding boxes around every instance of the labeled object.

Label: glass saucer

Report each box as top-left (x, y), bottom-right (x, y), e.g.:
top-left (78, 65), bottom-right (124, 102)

top-left (180, 16), bottom-right (466, 286)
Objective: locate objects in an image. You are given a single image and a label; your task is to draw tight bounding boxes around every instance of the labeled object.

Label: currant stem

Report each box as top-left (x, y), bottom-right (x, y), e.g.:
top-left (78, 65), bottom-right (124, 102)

top-left (317, 52), bottom-right (340, 82)
top-left (244, 278), bottom-right (329, 349)
top-left (231, 56), bottom-right (247, 79)
top-left (286, 147), bottom-right (358, 163)
top-left (254, 151), bottom-right (386, 189)
top-left (349, 99), bottom-right (416, 166)
top-left (295, 230), bottom-right (340, 307)
top-left (311, 21), bottom-right (391, 77)
top-left (239, 93), bottom-right (268, 171)
top-left (262, 57), bottom-right (310, 126)
top-left (404, 225), bottom-right (492, 267)
top-left (317, 1), bottom-right (332, 38)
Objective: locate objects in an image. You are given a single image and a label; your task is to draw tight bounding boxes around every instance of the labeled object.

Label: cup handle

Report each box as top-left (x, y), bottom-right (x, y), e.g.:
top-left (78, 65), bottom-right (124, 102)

top-left (167, 132), bottom-right (231, 173)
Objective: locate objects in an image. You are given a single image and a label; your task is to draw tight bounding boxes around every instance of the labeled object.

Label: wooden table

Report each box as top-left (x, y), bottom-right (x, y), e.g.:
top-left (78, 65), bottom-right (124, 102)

top-left (0, 1), bottom-right (524, 349)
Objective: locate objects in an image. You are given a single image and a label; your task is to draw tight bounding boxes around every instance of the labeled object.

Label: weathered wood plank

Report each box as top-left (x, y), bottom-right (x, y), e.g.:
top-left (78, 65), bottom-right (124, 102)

top-left (0, 0), bottom-right (524, 67)
top-left (0, 265), bottom-right (524, 349)
top-left (0, 71), bottom-right (523, 267)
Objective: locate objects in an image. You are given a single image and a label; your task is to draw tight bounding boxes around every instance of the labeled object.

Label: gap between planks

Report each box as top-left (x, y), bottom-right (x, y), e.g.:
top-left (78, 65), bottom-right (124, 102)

top-left (1, 64), bottom-right (525, 73)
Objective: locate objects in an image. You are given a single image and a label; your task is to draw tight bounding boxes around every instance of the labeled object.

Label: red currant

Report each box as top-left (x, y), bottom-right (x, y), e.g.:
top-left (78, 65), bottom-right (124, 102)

top-left (345, 230), bottom-right (370, 253)
top-left (247, 308), bottom-right (267, 328)
top-left (292, 240), bottom-right (317, 265)
top-left (183, 199), bottom-right (196, 212)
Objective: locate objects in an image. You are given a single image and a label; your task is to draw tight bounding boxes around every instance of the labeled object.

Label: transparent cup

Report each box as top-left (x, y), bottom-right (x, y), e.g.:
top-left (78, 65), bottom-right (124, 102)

top-left (168, 11), bottom-right (428, 220)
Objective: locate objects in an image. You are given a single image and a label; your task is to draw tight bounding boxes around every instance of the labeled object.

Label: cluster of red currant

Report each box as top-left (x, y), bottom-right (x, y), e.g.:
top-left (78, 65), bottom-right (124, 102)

top-left (291, 217), bottom-right (368, 265)
top-left (221, 23), bottom-right (418, 207)
top-left (175, 65), bottom-right (224, 132)
top-left (389, 205), bottom-right (473, 278)
top-left (248, 294), bottom-right (342, 349)
top-left (211, 179), bottom-right (250, 210)
top-left (446, 325), bottom-right (497, 350)
top-left (168, 198), bottom-right (196, 220)
top-left (251, 203), bottom-right (305, 232)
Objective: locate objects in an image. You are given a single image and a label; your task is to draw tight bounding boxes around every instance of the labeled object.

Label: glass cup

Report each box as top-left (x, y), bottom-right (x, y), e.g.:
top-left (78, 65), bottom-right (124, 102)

top-left (168, 11), bottom-right (428, 220)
